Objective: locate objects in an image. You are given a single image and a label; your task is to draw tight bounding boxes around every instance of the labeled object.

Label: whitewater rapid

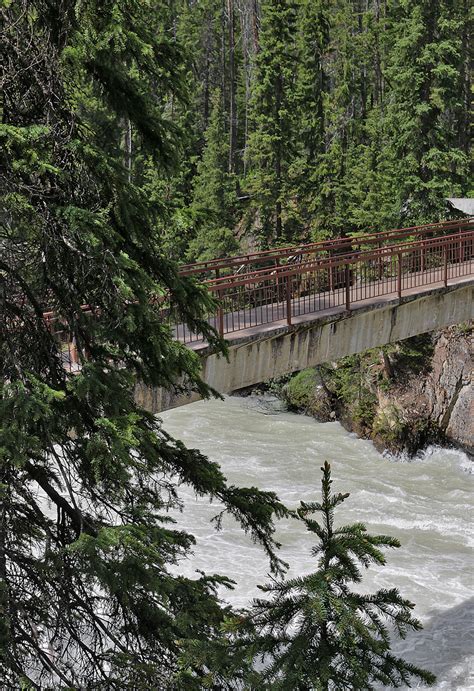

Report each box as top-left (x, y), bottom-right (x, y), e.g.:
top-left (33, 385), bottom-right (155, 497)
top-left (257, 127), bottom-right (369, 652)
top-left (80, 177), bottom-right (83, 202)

top-left (161, 395), bottom-right (474, 689)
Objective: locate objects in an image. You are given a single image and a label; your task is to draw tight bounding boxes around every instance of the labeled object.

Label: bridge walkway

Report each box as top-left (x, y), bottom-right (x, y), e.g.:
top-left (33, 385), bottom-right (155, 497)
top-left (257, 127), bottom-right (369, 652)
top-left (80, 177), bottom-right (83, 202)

top-left (173, 256), bottom-right (473, 350)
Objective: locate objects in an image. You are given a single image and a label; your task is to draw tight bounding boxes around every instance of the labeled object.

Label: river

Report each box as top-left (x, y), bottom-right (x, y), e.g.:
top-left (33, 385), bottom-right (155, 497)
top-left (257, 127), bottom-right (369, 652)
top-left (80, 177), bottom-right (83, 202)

top-left (161, 395), bottom-right (473, 689)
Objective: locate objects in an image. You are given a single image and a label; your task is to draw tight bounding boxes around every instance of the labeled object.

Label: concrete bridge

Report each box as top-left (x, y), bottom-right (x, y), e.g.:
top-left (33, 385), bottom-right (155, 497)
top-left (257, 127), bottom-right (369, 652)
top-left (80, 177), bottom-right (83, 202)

top-left (136, 220), bottom-right (474, 413)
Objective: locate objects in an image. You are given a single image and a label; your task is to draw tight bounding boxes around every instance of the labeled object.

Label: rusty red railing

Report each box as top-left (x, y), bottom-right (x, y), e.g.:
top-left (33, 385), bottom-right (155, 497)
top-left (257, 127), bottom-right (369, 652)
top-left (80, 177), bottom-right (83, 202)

top-left (178, 218), bottom-right (473, 281)
top-left (39, 219), bottom-right (473, 364)
top-left (171, 225), bottom-right (474, 345)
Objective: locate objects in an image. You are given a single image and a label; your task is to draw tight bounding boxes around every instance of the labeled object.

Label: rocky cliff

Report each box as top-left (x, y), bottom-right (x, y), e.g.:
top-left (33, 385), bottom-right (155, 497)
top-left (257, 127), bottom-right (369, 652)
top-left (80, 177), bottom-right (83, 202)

top-left (281, 323), bottom-right (473, 457)
top-left (425, 326), bottom-right (473, 454)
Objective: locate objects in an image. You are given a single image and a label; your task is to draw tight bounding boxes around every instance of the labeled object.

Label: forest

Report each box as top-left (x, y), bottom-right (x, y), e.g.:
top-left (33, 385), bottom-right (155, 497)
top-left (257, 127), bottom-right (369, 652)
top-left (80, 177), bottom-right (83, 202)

top-left (0, 0), bottom-right (470, 687)
top-left (158, 0), bottom-right (471, 259)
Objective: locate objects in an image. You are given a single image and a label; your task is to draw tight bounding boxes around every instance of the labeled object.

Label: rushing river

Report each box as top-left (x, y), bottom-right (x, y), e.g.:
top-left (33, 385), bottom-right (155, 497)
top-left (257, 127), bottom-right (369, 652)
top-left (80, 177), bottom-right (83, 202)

top-left (161, 395), bottom-right (474, 689)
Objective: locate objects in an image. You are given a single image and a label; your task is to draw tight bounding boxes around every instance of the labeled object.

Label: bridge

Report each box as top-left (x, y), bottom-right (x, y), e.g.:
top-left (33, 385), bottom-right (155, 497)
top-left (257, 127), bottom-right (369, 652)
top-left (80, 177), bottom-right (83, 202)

top-left (135, 219), bottom-right (474, 412)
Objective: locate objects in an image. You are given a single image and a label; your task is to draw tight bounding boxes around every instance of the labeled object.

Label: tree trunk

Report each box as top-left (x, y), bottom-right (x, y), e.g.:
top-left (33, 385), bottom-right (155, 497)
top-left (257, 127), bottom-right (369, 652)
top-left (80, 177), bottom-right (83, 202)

top-left (203, 23), bottom-right (211, 128)
top-left (221, 0), bottom-right (227, 102)
top-left (459, 0), bottom-right (470, 161)
top-left (275, 71), bottom-right (283, 239)
top-left (380, 350), bottom-right (394, 379)
top-left (252, 0), bottom-right (260, 54)
top-left (373, 0), bottom-right (384, 108)
top-left (228, 0), bottom-right (237, 172)
top-left (123, 117), bottom-right (132, 183)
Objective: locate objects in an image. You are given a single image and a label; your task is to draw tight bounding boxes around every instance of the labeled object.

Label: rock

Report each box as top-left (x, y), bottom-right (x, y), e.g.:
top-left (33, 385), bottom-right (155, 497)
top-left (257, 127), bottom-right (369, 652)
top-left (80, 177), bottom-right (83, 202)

top-left (283, 368), bottom-right (332, 421)
top-left (245, 393), bottom-right (288, 415)
top-left (277, 324), bottom-right (473, 456)
top-left (425, 325), bottom-right (473, 455)
top-left (446, 382), bottom-right (473, 455)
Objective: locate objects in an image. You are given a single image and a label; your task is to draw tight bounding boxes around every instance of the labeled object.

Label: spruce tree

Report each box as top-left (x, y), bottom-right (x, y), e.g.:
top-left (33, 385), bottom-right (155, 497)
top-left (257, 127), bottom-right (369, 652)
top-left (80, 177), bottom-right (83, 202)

top-left (240, 462), bottom-right (436, 689)
top-left (384, 0), bottom-right (470, 223)
top-left (189, 89), bottom-right (239, 261)
top-left (292, 0), bottom-right (330, 239)
top-left (246, 0), bottom-right (299, 243)
top-left (0, 2), bottom-right (288, 686)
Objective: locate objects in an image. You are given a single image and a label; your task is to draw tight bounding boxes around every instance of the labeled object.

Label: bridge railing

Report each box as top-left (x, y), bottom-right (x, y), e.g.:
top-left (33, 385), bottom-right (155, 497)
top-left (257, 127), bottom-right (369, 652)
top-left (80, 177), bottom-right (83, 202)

top-left (171, 229), bottom-right (474, 344)
top-left (43, 222), bottom-right (474, 364)
top-left (178, 218), bottom-right (473, 282)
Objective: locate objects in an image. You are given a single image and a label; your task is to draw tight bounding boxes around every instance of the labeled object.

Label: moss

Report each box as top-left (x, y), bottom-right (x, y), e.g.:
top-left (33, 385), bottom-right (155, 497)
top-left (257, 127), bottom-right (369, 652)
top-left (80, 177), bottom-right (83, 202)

top-left (319, 356), bottom-right (377, 431)
top-left (350, 393), bottom-right (378, 429)
top-left (373, 405), bottom-right (444, 454)
top-left (283, 369), bottom-right (331, 420)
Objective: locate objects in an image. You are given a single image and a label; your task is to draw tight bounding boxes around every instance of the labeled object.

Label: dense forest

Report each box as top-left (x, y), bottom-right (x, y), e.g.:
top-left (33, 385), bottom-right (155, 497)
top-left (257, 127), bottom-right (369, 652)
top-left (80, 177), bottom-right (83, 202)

top-left (152, 0), bottom-right (471, 261)
top-left (0, 0), bottom-right (470, 687)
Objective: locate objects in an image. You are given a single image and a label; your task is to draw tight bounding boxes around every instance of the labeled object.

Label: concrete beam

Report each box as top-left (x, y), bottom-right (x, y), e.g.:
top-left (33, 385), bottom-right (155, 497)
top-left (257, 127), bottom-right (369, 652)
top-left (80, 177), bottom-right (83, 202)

top-left (135, 282), bottom-right (473, 413)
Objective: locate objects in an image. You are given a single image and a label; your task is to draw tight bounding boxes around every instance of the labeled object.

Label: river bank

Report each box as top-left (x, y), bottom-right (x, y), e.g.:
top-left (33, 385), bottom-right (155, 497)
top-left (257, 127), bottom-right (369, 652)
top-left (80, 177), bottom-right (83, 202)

top-left (270, 324), bottom-right (473, 458)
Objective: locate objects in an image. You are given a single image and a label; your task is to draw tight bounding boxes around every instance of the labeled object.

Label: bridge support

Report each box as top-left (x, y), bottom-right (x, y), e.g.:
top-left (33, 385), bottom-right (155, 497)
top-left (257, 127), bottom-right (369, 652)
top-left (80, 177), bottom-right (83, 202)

top-left (135, 282), bottom-right (473, 414)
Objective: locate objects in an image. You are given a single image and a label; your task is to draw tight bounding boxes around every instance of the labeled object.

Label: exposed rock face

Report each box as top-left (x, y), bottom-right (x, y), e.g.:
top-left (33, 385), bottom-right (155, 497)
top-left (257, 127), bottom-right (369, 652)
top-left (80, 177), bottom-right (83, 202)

top-left (371, 324), bottom-right (473, 456)
top-left (426, 327), bottom-right (473, 454)
top-left (282, 368), bottom-right (333, 421)
top-left (280, 323), bottom-right (473, 457)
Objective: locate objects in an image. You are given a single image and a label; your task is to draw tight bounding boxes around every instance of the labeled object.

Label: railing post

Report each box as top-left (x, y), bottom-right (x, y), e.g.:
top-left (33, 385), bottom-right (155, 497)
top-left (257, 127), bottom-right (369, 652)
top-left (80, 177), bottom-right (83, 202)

top-left (217, 289), bottom-right (224, 337)
top-left (275, 257), bottom-right (281, 300)
top-left (70, 336), bottom-right (78, 369)
top-left (345, 262), bottom-right (351, 311)
top-left (443, 243), bottom-right (448, 287)
top-left (328, 249), bottom-right (334, 291)
top-left (286, 274), bottom-right (292, 325)
top-left (397, 252), bottom-right (402, 298)
top-left (215, 268), bottom-right (224, 337)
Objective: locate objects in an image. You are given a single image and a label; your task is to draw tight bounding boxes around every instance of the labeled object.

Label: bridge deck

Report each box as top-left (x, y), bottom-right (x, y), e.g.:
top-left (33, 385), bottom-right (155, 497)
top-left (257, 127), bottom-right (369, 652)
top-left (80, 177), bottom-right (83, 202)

top-left (177, 261), bottom-right (473, 351)
top-left (55, 221), bottom-right (473, 370)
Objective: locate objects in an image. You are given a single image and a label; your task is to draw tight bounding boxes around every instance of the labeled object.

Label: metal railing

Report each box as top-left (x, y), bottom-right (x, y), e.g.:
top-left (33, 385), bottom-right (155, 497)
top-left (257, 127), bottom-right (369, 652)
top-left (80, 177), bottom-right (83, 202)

top-left (41, 220), bottom-right (473, 361)
top-left (178, 218), bottom-right (473, 281)
top-left (172, 227), bottom-right (474, 344)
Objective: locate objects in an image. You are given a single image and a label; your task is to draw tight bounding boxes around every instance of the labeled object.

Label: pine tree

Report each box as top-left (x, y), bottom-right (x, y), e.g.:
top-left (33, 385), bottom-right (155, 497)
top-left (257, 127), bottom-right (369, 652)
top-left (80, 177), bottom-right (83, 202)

top-left (292, 0), bottom-right (330, 238)
top-left (246, 0), bottom-right (299, 243)
top-left (239, 462), bottom-right (436, 689)
top-left (295, 0), bottom-right (329, 168)
top-left (0, 1), bottom-right (288, 686)
top-left (189, 89), bottom-right (239, 261)
top-left (384, 0), bottom-right (470, 223)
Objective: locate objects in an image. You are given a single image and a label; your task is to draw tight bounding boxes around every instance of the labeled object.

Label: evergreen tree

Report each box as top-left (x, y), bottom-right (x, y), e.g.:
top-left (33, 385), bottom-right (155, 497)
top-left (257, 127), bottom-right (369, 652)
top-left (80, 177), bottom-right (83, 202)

top-left (292, 0), bottom-right (330, 238)
top-left (189, 90), bottom-right (239, 261)
top-left (246, 0), bottom-right (299, 243)
top-left (143, 0), bottom-right (471, 251)
top-left (0, 2), bottom-right (288, 686)
top-left (296, 0), bottom-right (329, 167)
top-left (239, 462), bottom-right (436, 689)
top-left (384, 0), bottom-right (470, 223)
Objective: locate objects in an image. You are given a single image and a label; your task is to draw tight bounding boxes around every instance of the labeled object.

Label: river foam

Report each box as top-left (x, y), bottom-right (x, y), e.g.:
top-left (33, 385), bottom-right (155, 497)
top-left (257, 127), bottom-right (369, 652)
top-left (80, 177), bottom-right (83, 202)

top-left (161, 395), bottom-right (474, 689)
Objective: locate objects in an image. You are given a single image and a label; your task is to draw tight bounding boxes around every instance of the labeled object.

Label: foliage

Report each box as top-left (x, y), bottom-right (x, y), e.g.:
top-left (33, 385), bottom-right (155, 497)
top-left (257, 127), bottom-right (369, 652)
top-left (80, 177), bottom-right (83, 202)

top-left (1, 0), bottom-right (468, 685)
top-left (0, 2), bottom-right (289, 686)
top-left (383, 0), bottom-right (470, 224)
top-left (164, 0), bottom-right (471, 252)
top-left (283, 369), bottom-right (332, 420)
top-left (245, 0), bottom-right (299, 242)
top-left (188, 89), bottom-right (239, 261)
top-left (321, 356), bottom-right (378, 430)
top-left (237, 462), bottom-right (436, 689)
